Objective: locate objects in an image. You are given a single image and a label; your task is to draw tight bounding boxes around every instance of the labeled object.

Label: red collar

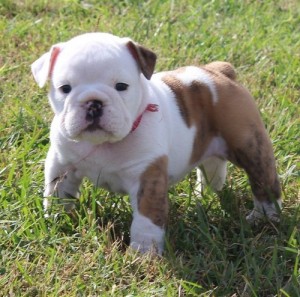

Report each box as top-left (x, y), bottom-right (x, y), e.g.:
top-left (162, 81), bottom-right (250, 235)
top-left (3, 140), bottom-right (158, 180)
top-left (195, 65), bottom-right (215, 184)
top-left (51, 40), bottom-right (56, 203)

top-left (131, 104), bottom-right (159, 132)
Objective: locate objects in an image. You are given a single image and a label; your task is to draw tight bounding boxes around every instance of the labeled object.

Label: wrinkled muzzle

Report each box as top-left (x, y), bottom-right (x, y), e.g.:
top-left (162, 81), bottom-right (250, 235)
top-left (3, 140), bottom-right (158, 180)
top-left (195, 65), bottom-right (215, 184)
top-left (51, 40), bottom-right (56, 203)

top-left (59, 90), bottom-right (132, 144)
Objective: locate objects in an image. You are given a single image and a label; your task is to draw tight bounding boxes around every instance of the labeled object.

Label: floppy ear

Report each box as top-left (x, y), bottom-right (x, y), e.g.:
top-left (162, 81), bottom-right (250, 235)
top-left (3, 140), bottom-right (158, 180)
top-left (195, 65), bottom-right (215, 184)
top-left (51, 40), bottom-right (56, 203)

top-left (126, 40), bottom-right (157, 80)
top-left (31, 43), bottom-right (64, 88)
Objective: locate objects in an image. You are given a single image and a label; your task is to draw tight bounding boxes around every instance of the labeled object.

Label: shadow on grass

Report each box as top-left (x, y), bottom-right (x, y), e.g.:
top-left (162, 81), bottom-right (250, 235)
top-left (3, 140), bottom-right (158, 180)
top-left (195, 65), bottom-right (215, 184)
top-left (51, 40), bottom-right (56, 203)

top-left (44, 184), bottom-right (299, 296)
top-left (163, 188), bottom-right (300, 296)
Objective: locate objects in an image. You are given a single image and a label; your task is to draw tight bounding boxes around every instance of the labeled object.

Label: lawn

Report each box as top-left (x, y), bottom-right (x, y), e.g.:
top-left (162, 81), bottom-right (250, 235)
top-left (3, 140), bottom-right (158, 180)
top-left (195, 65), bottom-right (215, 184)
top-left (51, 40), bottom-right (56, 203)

top-left (0, 0), bottom-right (299, 296)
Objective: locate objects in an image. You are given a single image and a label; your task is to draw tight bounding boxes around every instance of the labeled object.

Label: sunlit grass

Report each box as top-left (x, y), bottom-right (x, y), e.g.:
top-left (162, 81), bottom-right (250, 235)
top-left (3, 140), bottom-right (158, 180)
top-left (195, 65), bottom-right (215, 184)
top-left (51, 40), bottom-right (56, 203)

top-left (0, 0), bottom-right (299, 295)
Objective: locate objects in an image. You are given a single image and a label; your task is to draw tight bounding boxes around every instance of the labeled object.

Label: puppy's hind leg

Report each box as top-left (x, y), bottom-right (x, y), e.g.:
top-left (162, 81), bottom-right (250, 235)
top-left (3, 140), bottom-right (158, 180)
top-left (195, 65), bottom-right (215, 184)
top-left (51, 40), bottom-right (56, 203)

top-left (197, 157), bottom-right (227, 193)
top-left (229, 129), bottom-right (282, 224)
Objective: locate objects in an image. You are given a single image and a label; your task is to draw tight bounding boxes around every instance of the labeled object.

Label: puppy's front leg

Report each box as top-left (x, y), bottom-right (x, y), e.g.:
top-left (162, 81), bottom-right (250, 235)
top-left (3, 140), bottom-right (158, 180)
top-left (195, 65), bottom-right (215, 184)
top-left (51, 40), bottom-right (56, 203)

top-left (44, 147), bottom-right (82, 213)
top-left (130, 156), bottom-right (169, 254)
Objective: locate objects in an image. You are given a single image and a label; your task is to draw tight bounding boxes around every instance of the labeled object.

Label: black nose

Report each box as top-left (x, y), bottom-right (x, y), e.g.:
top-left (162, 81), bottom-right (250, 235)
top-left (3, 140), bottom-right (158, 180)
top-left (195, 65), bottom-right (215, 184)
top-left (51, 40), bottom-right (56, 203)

top-left (86, 100), bottom-right (103, 121)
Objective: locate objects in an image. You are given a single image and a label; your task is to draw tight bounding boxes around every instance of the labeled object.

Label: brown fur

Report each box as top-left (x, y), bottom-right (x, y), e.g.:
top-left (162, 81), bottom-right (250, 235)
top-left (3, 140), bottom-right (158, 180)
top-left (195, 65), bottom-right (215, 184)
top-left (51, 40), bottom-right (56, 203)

top-left (138, 156), bottom-right (169, 226)
top-left (204, 61), bottom-right (237, 80)
top-left (162, 75), bottom-right (216, 164)
top-left (162, 63), bottom-right (280, 203)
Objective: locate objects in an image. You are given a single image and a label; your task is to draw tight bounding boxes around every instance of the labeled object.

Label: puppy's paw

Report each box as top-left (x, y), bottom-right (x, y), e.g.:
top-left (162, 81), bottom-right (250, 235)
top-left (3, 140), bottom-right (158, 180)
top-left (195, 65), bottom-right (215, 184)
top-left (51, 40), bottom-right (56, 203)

top-left (246, 199), bottom-right (282, 225)
top-left (130, 241), bottom-right (163, 255)
top-left (246, 208), bottom-right (264, 225)
top-left (130, 213), bottom-right (165, 255)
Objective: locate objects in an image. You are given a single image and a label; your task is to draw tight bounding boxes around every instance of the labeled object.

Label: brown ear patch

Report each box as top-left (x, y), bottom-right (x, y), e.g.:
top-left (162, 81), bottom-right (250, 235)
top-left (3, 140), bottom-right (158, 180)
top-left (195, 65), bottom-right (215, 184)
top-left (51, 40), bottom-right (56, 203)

top-left (126, 41), bottom-right (157, 80)
top-left (138, 156), bottom-right (169, 227)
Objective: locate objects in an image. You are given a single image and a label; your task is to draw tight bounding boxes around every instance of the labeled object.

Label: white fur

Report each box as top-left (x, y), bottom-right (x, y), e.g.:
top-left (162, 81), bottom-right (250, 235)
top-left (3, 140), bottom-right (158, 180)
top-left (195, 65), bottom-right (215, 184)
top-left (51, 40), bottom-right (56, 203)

top-left (197, 157), bottom-right (227, 193)
top-left (130, 212), bottom-right (165, 254)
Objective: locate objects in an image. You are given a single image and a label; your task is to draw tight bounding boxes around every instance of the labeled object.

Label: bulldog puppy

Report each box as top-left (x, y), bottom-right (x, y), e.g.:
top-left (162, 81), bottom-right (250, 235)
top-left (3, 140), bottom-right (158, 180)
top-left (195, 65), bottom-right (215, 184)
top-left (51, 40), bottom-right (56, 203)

top-left (31, 33), bottom-right (281, 254)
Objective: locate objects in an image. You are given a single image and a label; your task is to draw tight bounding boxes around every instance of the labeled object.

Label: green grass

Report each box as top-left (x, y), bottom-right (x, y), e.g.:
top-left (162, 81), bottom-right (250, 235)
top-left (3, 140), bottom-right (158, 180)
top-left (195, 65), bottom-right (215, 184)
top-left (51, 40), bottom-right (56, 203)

top-left (0, 0), bottom-right (299, 296)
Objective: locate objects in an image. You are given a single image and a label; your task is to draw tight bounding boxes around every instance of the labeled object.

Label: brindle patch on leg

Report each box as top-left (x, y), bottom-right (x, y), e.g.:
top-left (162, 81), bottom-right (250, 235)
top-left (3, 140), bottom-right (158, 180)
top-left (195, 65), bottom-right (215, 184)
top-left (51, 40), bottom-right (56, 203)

top-left (138, 156), bottom-right (169, 227)
top-left (130, 156), bottom-right (169, 253)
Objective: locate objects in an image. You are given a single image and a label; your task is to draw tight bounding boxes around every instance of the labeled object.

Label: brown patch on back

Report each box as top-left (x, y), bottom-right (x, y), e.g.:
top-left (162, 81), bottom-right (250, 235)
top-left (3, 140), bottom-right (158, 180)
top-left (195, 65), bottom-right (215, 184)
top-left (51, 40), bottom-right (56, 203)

top-left (162, 74), bottom-right (216, 164)
top-left (138, 156), bottom-right (169, 227)
top-left (161, 64), bottom-right (281, 203)
top-left (162, 75), bottom-right (191, 126)
top-left (204, 61), bottom-right (236, 80)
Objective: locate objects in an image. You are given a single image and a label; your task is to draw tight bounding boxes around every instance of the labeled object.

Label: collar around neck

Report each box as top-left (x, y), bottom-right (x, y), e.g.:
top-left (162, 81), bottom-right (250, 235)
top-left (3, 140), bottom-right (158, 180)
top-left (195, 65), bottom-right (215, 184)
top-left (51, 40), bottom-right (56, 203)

top-left (130, 104), bottom-right (159, 133)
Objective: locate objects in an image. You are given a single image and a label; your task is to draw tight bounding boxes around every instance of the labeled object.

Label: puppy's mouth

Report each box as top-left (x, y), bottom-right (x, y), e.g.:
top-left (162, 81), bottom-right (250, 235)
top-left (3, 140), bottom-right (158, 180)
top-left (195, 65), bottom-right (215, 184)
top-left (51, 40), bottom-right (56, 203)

top-left (85, 121), bottom-right (102, 132)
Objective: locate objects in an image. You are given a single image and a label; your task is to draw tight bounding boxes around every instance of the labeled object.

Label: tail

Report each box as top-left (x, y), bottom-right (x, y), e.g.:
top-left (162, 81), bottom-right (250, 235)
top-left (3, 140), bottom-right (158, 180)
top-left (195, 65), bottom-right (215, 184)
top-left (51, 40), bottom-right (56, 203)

top-left (205, 61), bottom-right (236, 80)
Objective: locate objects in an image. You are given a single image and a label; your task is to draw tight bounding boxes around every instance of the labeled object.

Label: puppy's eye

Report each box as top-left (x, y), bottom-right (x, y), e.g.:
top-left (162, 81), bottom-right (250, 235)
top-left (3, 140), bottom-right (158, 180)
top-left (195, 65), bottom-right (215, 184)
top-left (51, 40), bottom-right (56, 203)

top-left (59, 85), bottom-right (72, 94)
top-left (115, 83), bottom-right (129, 91)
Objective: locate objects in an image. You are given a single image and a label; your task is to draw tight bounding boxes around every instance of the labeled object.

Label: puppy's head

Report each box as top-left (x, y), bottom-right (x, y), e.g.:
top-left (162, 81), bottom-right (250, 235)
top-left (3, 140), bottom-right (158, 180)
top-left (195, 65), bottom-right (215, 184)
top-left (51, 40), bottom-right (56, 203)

top-left (31, 33), bottom-right (156, 144)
